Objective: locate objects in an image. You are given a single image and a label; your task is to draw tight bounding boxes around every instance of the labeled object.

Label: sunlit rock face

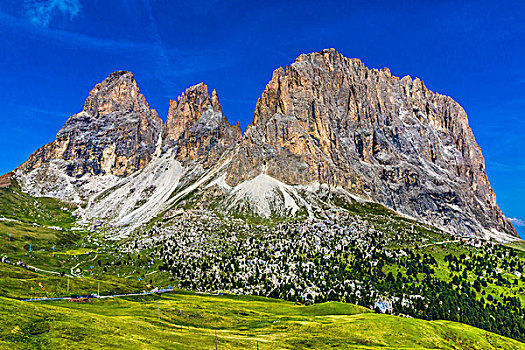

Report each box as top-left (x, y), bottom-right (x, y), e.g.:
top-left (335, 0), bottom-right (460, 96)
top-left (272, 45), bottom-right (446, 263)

top-left (11, 49), bottom-right (517, 238)
top-left (17, 71), bottom-right (163, 178)
top-left (163, 83), bottom-right (241, 166)
top-left (12, 74), bottom-right (241, 231)
top-left (227, 48), bottom-right (515, 237)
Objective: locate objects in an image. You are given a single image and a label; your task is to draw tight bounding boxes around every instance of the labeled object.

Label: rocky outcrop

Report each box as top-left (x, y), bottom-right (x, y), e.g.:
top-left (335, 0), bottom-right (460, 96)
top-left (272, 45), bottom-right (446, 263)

top-left (17, 71), bottom-right (163, 177)
top-left (164, 83), bottom-right (241, 166)
top-left (226, 48), bottom-right (516, 237)
top-left (0, 172), bottom-right (13, 188)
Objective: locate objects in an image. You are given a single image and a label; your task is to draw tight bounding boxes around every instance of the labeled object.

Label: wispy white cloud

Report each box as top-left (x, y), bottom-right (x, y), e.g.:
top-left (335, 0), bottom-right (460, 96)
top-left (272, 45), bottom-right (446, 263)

top-left (509, 218), bottom-right (525, 227)
top-left (0, 2), bottom-right (239, 97)
top-left (24, 0), bottom-right (82, 27)
top-left (0, 9), bottom-right (150, 51)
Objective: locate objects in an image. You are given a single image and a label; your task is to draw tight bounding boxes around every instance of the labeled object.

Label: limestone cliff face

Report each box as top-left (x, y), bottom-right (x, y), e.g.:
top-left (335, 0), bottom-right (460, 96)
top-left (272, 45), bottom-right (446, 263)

top-left (164, 83), bottom-right (241, 166)
top-left (17, 71), bottom-right (163, 177)
top-left (227, 49), bottom-right (515, 237)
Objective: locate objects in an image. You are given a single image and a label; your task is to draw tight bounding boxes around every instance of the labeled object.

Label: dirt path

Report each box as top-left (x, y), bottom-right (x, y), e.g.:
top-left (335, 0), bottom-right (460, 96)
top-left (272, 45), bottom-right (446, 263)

top-left (26, 264), bottom-right (75, 279)
top-left (70, 253), bottom-right (98, 277)
top-left (22, 287), bottom-right (175, 302)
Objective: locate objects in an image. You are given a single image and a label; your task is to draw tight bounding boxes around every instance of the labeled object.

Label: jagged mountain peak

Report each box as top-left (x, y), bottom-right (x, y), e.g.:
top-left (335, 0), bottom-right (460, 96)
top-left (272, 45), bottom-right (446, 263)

top-left (294, 48), bottom-right (363, 68)
top-left (164, 82), bottom-right (241, 165)
top-left (16, 70), bottom-right (163, 190)
top-left (229, 49), bottom-right (516, 238)
top-left (211, 88), bottom-right (222, 114)
top-left (82, 70), bottom-right (152, 116)
top-left (173, 82), bottom-right (212, 105)
top-left (166, 83), bottom-right (214, 141)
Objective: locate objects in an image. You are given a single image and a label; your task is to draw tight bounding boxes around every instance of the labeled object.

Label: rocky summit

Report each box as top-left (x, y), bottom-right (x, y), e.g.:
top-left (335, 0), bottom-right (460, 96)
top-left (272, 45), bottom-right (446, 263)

top-left (227, 49), bottom-right (515, 238)
top-left (11, 49), bottom-right (517, 239)
top-left (164, 83), bottom-right (242, 166)
top-left (19, 71), bottom-right (163, 177)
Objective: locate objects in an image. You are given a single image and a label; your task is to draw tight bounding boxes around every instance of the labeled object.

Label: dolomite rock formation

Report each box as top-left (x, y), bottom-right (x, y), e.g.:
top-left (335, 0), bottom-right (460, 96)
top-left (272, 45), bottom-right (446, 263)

top-left (18, 71), bottom-right (163, 177)
top-left (10, 49), bottom-right (517, 238)
top-left (164, 83), bottom-right (241, 166)
top-left (226, 48), bottom-right (516, 237)
top-left (13, 74), bottom-right (240, 211)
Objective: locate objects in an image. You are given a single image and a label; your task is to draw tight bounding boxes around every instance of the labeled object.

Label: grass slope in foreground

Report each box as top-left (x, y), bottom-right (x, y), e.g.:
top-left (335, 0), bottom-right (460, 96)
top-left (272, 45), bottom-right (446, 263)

top-left (1, 284), bottom-right (524, 350)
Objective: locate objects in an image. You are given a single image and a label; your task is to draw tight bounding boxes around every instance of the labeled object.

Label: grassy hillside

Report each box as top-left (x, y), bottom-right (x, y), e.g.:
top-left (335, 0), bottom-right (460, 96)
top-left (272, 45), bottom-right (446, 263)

top-left (0, 220), bottom-right (524, 349)
top-left (1, 281), bottom-right (524, 349)
top-left (153, 200), bottom-right (525, 342)
top-left (0, 179), bottom-right (75, 227)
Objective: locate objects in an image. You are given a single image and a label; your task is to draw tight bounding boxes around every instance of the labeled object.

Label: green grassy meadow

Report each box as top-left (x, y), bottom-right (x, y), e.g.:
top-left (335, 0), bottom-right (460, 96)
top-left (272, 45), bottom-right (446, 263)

top-left (1, 287), bottom-right (524, 350)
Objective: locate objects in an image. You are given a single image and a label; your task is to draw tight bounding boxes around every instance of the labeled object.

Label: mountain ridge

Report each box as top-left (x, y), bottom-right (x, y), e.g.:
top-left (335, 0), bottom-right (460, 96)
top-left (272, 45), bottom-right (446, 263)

top-left (8, 48), bottom-right (518, 239)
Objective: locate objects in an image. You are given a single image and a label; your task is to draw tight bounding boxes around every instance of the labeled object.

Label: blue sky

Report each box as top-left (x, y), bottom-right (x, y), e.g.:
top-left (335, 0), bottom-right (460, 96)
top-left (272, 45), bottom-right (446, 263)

top-left (0, 0), bottom-right (523, 237)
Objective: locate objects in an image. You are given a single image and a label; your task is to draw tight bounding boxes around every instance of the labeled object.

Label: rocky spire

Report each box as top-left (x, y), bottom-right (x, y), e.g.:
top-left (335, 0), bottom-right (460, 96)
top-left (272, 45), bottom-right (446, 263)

top-left (164, 83), bottom-right (213, 143)
top-left (211, 89), bottom-right (222, 114)
top-left (82, 71), bottom-right (149, 115)
top-left (163, 83), bottom-right (241, 164)
top-left (17, 71), bottom-right (163, 177)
